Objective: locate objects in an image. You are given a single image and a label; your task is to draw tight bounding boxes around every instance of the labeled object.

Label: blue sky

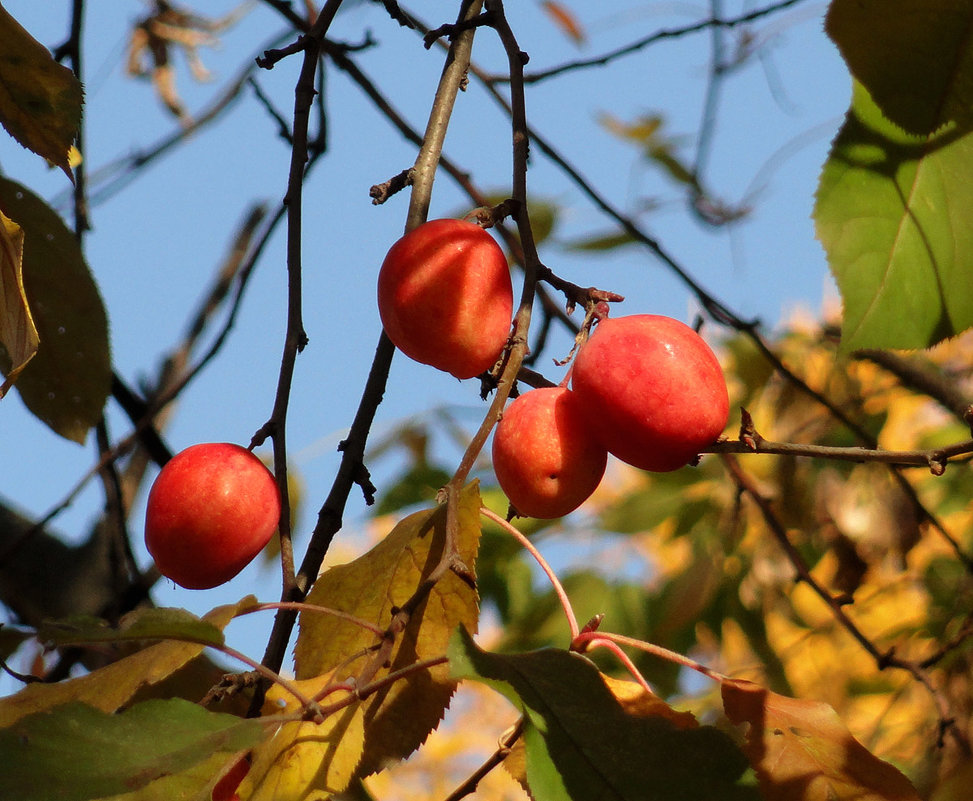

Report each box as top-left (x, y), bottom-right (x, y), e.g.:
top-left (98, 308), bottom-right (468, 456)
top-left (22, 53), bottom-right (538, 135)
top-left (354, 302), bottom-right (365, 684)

top-left (1, 0), bottom-right (846, 690)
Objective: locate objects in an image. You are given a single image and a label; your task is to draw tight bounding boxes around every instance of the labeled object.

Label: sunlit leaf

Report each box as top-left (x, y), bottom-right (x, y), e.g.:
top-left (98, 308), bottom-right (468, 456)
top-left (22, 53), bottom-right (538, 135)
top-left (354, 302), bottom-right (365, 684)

top-left (0, 699), bottom-right (265, 801)
top-left (0, 210), bottom-right (37, 396)
top-left (721, 678), bottom-right (922, 801)
top-left (826, 0), bottom-right (973, 136)
top-left (0, 5), bottom-right (83, 178)
top-left (295, 482), bottom-right (481, 776)
top-left (0, 178), bottom-right (111, 442)
top-left (539, 1), bottom-right (585, 45)
top-left (814, 81), bottom-right (973, 351)
top-left (36, 606), bottom-right (229, 649)
top-left (0, 599), bottom-right (251, 727)
top-left (247, 678), bottom-right (365, 801)
top-left (450, 628), bottom-right (759, 801)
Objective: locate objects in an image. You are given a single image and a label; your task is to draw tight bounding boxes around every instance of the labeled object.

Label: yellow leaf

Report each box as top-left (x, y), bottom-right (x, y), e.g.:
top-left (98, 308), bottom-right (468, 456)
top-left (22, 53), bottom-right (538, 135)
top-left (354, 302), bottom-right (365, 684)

top-left (294, 482), bottom-right (482, 776)
top-left (244, 696), bottom-right (365, 801)
top-left (722, 678), bottom-right (922, 801)
top-left (0, 5), bottom-right (83, 179)
top-left (601, 674), bottom-right (698, 729)
top-left (0, 210), bottom-right (38, 397)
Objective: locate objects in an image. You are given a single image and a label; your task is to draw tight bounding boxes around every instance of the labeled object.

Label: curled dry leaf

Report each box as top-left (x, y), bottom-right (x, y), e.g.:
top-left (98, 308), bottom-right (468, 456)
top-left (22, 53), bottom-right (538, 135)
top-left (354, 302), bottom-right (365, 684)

top-left (0, 211), bottom-right (38, 398)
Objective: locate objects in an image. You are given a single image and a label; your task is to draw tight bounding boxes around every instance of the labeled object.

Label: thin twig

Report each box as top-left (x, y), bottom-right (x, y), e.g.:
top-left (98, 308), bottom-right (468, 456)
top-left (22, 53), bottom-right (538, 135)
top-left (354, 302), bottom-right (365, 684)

top-left (246, 0), bottom-right (347, 717)
top-left (516, 0), bottom-right (811, 84)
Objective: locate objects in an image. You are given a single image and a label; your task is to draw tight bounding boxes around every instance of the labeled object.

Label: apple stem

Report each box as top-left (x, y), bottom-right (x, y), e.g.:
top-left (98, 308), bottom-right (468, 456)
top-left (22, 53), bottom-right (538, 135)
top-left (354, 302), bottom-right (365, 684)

top-left (480, 505), bottom-right (580, 640)
top-left (573, 630), bottom-right (729, 684)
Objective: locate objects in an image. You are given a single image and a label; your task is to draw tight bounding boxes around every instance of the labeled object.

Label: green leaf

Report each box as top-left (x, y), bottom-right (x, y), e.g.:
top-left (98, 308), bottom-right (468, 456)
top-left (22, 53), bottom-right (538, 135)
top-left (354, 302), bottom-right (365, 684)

top-left (826, 0), bottom-right (973, 136)
top-left (814, 81), bottom-right (973, 351)
top-left (0, 6), bottom-right (83, 178)
top-left (374, 463), bottom-right (451, 516)
top-left (0, 699), bottom-right (265, 801)
top-left (563, 230), bottom-right (638, 252)
top-left (36, 606), bottom-right (229, 649)
top-left (0, 178), bottom-right (111, 442)
top-left (449, 628), bottom-right (759, 801)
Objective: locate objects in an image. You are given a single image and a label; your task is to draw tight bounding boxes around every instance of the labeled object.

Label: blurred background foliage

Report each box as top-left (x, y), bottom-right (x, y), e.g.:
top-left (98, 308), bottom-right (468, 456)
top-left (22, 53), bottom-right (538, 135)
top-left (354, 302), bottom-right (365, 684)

top-left (364, 310), bottom-right (973, 799)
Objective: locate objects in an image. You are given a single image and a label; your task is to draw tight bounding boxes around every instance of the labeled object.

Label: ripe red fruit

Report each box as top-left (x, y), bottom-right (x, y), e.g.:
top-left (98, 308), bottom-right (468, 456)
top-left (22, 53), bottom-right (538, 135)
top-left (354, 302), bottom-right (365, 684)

top-left (144, 443), bottom-right (281, 590)
top-left (571, 314), bottom-right (728, 472)
top-left (212, 756), bottom-right (250, 801)
top-left (492, 386), bottom-right (608, 519)
top-left (378, 218), bottom-right (513, 379)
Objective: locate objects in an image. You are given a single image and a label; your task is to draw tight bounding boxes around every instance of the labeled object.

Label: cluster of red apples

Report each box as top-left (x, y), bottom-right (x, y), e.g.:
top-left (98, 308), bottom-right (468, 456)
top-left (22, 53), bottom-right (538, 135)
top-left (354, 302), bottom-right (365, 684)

top-left (378, 218), bottom-right (730, 519)
top-left (143, 218), bottom-right (729, 592)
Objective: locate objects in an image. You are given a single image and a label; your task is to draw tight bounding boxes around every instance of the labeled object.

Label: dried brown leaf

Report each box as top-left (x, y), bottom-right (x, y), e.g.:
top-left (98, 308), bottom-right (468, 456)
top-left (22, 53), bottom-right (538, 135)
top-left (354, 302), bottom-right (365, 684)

top-left (722, 678), bottom-right (922, 801)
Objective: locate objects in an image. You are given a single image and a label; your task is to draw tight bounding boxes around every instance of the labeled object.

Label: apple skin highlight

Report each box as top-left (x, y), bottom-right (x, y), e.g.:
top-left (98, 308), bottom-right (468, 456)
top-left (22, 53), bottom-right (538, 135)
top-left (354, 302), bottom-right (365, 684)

top-left (145, 443), bottom-right (281, 590)
top-left (378, 219), bottom-right (513, 379)
top-left (493, 386), bottom-right (608, 519)
top-left (571, 314), bottom-right (729, 472)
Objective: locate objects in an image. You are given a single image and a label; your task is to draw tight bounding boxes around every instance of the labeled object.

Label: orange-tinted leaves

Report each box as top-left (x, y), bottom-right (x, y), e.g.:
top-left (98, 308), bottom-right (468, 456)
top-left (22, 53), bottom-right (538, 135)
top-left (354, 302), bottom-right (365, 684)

top-left (722, 678), bottom-right (922, 801)
top-left (540, 1), bottom-right (586, 46)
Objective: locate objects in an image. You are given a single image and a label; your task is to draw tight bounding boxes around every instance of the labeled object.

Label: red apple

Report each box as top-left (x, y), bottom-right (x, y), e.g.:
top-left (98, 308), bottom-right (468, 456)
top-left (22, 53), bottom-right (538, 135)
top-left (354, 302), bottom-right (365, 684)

top-left (571, 314), bottom-right (728, 472)
top-left (492, 386), bottom-right (608, 519)
top-left (145, 443), bottom-right (281, 590)
top-left (212, 755), bottom-right (250, 801)
top-left (378, 218), bottom-right (513, 379)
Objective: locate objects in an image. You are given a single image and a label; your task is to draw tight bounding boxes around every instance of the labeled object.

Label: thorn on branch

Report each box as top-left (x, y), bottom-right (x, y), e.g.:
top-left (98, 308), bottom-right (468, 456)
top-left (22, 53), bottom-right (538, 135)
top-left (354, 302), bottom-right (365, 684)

top-left (423, 11), bottom-right (496, 50)
top-left (739, 408), bottom-right (759, 450)
top-left (369, 168), bottom-right (415, 205)
top-left (337, 440), bottom-right (377, 505)
top-left (256, 36), bottom-right (310, 69)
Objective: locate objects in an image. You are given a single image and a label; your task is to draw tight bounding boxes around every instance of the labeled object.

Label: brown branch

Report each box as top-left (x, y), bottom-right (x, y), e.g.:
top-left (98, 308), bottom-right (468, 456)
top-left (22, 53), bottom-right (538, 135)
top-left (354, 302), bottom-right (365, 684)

top-left (251, 0), bottom-right (491, 713)
top-left (245, 0), bottom-right (347, 717)
top-left (704, 412), bottom-right (973, 472)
